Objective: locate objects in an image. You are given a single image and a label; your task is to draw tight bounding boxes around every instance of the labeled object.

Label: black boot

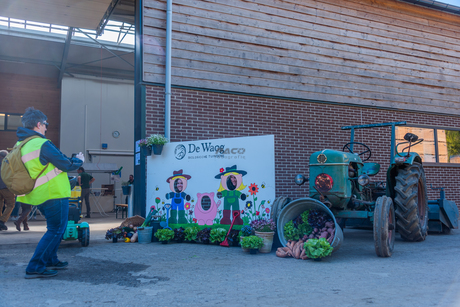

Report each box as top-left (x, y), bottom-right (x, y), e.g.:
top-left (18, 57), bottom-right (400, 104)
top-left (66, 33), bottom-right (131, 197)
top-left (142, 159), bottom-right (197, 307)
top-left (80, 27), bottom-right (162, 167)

top-left (0, 221), bottom-right (8, 231)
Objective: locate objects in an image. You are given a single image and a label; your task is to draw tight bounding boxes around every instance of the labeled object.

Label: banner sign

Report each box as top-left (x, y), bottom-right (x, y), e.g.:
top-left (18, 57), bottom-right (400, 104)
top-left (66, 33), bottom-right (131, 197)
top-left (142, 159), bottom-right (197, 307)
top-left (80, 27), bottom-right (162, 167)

top-left (146, 135), bottom-right (275, 228)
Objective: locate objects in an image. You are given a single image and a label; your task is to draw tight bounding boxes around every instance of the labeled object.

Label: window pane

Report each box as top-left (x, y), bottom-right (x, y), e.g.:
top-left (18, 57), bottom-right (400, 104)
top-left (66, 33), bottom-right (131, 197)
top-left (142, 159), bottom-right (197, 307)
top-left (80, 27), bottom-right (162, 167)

top-left (438, 130), bottom-right (460, 163)
top-left (0, 114), bottom-right (4, 130)
top-left (6, 114), bottom-right (22, 130)
top-left (395, 127), bottom-right (435, 162)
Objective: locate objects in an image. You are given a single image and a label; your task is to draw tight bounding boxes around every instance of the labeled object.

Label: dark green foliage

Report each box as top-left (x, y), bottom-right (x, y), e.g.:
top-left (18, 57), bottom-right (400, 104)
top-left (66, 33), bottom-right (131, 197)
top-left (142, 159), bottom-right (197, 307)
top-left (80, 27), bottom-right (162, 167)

top-left (304, 238), bottom-right (333, 259)
top-left (240, 235), bottom-right (264, 249)
top-left (283, 220), bottom-right (300, 241)
top-left (210, 228), bottom-right (227, 243)
top-left (174, 227), bottom-right (185, 242)
top-left (446, 130), bottom-right (460, 161)
top-left (227, 229), bottom-right (240, 246)
top-left (184, 226), bottom-right (200, 241)
top-left (197, 227), bottom-right (211, 243)
top-left (155, 229), bottom-right (174, 242)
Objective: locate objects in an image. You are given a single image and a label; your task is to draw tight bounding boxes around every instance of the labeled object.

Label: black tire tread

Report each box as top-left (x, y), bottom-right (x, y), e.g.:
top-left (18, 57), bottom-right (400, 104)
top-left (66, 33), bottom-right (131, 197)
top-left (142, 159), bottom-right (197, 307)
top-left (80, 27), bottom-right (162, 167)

top-left (81, 228), bottom-right (90, 247)
top-left (394, 163), bottom-right (428, 242)
top-left (374, 196), bottom-right (395, 257)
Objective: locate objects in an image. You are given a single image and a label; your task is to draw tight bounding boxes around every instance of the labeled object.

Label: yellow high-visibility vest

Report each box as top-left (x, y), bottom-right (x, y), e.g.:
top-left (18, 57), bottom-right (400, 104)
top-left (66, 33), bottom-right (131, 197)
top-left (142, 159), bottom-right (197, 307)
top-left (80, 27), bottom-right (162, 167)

top-left (16, 138), bottom-right (70, 206)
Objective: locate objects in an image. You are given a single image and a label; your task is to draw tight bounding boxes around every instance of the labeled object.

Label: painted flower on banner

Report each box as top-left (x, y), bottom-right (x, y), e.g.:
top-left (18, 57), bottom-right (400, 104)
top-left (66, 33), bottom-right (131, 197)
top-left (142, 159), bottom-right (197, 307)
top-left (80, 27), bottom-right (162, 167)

top-left (193, 218), bottom-right (197, 223)
top-left (246, 201), bottom-right (253, 209)
top-left (189, 210), bottom-right (193, 215)
top-left (248, 183), bottom-right (259, 196)
top-left (256, 211), bottom-right (260, 216)
top-left (185, 203), bottom-right (191, 210)
top-left (220, 168), bottom-right (224, 173)
top-left (265, 208), bottom-right (270, 214)
top-left (155, 197), bottom-right (161, 204)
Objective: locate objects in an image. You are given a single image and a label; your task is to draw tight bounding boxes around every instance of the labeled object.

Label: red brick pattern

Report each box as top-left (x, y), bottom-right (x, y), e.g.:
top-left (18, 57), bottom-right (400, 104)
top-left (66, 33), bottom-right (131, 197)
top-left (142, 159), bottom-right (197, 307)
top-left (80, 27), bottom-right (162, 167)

top-left (146, 85), bottom-right (460, 206)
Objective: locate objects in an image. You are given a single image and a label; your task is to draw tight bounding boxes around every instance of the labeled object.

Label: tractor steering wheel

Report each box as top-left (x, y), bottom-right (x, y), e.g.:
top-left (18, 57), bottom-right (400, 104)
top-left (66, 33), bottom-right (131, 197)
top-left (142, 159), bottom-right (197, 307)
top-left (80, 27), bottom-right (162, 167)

top-left (342, 142), bottom-right (372, 162)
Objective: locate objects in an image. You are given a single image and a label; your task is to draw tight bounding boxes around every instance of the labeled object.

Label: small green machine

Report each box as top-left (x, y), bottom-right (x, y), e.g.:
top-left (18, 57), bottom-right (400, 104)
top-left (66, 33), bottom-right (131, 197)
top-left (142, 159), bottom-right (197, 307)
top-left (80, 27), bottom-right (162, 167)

top-left (292, 121), bottom-right (458, 257)
top-left (64, 180), bottom-right (90, 247)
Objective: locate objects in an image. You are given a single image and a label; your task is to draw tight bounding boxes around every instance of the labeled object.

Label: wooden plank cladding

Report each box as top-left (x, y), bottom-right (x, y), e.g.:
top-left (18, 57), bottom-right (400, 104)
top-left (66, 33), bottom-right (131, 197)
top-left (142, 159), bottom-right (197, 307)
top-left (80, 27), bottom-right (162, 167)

top-left (143, 0), bottom-right (460, 115)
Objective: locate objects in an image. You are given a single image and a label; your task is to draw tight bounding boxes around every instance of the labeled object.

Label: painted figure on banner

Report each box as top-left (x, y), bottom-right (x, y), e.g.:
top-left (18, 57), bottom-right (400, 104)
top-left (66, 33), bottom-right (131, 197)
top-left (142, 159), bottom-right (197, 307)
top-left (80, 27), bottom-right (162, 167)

top-left (195, 192), bottom-right (221, 226)
top-left (216, 165), bottom-right (247, 225)
top-left (165, 170), bottom-right (191, 224)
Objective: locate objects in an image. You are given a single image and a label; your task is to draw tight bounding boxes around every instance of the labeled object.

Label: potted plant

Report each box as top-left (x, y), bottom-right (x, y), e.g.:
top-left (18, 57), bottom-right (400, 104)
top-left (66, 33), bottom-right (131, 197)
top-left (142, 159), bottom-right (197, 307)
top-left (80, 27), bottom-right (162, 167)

top-left (154, 228), bottom-right (174, 244)
top-left (184, 226), bottom-right (200, 242)
top-left (121, 181), bottom-right (131, 195)
top-left (210, 228), bottom-right (227, 244)
top-left (146, 134), bottom-right (169, 155)
top-left (105, 227), bottom-right (123, 243)
top-left (240, 235), bottom-right (264, 254)
top-left (197, 227), bottom-right (212, 244)
top-left (139, 138), bottom-right (152, 156)
top-left (303, 238), bottom-right (333, 261)
top-left (250, 218), bottom-right (276, 253)
top-left (227, 229), bottom-right (240, 247)
top-left (239, 225), bottom-right (253, 252)
top-left (174, 227), bottom-right (186, 243)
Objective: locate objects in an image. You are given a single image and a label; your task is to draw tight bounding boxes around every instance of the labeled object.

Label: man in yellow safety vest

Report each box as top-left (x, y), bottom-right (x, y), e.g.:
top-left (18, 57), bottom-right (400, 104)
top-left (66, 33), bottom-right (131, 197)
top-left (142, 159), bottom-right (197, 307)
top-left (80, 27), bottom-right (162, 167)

top-left (16, 107), bottom-right (84, 279)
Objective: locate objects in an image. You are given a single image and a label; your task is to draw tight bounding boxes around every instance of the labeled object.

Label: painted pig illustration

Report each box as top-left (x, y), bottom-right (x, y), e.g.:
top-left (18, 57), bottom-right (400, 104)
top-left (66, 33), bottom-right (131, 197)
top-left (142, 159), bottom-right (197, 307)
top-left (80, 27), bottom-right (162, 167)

top-left (195, 192), bottom-right (221, 226)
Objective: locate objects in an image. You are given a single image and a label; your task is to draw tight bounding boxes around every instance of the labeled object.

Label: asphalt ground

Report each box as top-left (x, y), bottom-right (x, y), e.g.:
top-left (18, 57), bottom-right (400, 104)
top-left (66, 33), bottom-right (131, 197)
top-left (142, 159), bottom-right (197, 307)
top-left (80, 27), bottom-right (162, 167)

top-left (1, 215), bottom-right (460, 307)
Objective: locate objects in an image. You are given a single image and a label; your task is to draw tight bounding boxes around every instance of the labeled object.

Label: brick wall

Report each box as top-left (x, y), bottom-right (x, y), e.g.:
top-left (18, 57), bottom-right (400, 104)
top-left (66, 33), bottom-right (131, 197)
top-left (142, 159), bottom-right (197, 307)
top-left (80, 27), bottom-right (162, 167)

top-left (0, 73), bottom-right (61, 150)
top-left (146, 85), bottom-right (460, 206)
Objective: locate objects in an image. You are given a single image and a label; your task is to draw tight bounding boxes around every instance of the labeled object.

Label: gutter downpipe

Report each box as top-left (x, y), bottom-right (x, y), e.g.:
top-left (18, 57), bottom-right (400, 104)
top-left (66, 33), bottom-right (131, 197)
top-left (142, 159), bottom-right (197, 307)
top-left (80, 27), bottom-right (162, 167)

top-left (133, 0), bottom-right (146, 218)
top-left (165, 0), bottom-right (172, 139)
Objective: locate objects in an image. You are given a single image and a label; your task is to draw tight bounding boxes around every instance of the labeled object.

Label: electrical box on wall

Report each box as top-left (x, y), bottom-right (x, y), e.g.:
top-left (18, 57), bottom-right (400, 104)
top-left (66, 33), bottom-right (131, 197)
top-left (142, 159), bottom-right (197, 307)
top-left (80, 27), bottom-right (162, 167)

top-left (102, 143), bottom-right (108, 150)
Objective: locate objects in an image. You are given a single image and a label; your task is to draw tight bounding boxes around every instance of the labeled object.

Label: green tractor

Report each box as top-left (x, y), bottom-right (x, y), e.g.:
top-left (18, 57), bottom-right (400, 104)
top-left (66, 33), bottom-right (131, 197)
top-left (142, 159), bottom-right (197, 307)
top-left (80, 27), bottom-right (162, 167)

top-left (291, 121), bottom-right (429, 257)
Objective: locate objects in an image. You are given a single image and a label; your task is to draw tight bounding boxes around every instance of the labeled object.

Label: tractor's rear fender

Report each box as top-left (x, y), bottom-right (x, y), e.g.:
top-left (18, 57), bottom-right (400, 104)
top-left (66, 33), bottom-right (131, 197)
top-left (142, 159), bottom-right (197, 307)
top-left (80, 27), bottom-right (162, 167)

top-left (387, 152), bottom-right (422, 198)
top-left (77, 221), bottom-right (90, 229)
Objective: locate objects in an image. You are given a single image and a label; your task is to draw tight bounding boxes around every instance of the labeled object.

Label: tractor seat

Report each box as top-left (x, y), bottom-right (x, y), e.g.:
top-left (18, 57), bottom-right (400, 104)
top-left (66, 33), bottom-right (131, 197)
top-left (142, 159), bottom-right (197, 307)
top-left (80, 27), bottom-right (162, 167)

top-left (362, 163), bottom-right (380, 176)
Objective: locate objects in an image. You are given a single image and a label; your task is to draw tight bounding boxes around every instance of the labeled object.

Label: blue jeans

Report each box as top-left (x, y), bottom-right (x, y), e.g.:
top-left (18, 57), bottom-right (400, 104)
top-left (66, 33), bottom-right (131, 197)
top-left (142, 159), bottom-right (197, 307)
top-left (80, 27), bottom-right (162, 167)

top-left (26, 198), bottom-right (69, 273)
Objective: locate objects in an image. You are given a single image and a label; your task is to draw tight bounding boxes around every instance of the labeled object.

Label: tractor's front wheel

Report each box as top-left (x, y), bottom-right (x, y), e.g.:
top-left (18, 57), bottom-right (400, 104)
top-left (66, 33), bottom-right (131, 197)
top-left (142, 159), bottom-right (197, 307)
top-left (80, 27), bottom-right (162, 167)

top-left (394, 162), bottom-right (428, 241)
top-left (373, 196), bottom-right (395, 257)
top-left (79, 227), bottom-right (90, 247)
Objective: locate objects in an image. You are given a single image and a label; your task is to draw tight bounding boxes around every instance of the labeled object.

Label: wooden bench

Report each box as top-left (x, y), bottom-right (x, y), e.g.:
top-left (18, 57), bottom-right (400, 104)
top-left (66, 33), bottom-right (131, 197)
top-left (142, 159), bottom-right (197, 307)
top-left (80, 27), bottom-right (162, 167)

top-left (115, 204), bottom-right (128, 219)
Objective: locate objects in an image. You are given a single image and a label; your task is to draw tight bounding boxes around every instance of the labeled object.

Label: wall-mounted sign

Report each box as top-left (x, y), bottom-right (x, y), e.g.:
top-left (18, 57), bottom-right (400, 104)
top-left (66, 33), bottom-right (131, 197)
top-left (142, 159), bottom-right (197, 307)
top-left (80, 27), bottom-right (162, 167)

top-left (146, 135), bottom-right (275, 228)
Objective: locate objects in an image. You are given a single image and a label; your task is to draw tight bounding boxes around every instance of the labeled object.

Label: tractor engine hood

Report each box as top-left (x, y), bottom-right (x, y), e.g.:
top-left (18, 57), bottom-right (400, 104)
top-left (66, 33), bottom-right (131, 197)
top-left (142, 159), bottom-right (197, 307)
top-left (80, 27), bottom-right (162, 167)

top-left (309, 149), bottom-right (363, 210)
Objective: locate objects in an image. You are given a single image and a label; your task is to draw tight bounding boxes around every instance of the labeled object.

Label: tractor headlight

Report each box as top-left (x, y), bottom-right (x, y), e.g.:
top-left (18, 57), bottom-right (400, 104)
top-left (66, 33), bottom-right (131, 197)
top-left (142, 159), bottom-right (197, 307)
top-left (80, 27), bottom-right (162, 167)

top-left (315, 173), bottom-right (333, 192)
top-left (358, 174), bottom-right (370, 186)
top-left (295, 174), bottom-right (308, 186)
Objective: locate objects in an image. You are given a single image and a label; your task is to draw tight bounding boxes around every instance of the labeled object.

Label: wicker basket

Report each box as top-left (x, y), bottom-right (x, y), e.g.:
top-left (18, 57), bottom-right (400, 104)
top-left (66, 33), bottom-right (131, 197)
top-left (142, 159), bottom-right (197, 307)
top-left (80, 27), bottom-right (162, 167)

top-left (120, 215), bottom-right (145, 228)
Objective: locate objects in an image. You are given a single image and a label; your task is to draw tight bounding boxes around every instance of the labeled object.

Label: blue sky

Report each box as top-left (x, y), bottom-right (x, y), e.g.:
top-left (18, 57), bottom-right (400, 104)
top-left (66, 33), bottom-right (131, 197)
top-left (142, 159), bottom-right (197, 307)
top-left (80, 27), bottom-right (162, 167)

top-left (438, 0), bottom-right (460, 6)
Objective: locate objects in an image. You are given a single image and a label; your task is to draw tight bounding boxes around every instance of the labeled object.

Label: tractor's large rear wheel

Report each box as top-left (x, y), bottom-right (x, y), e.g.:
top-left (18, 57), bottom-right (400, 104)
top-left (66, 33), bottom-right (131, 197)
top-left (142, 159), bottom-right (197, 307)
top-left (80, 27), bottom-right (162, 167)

top-left (373, 196), bottom-right (395, 257)
top-left (394, 162), bottom-right (428, 241)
